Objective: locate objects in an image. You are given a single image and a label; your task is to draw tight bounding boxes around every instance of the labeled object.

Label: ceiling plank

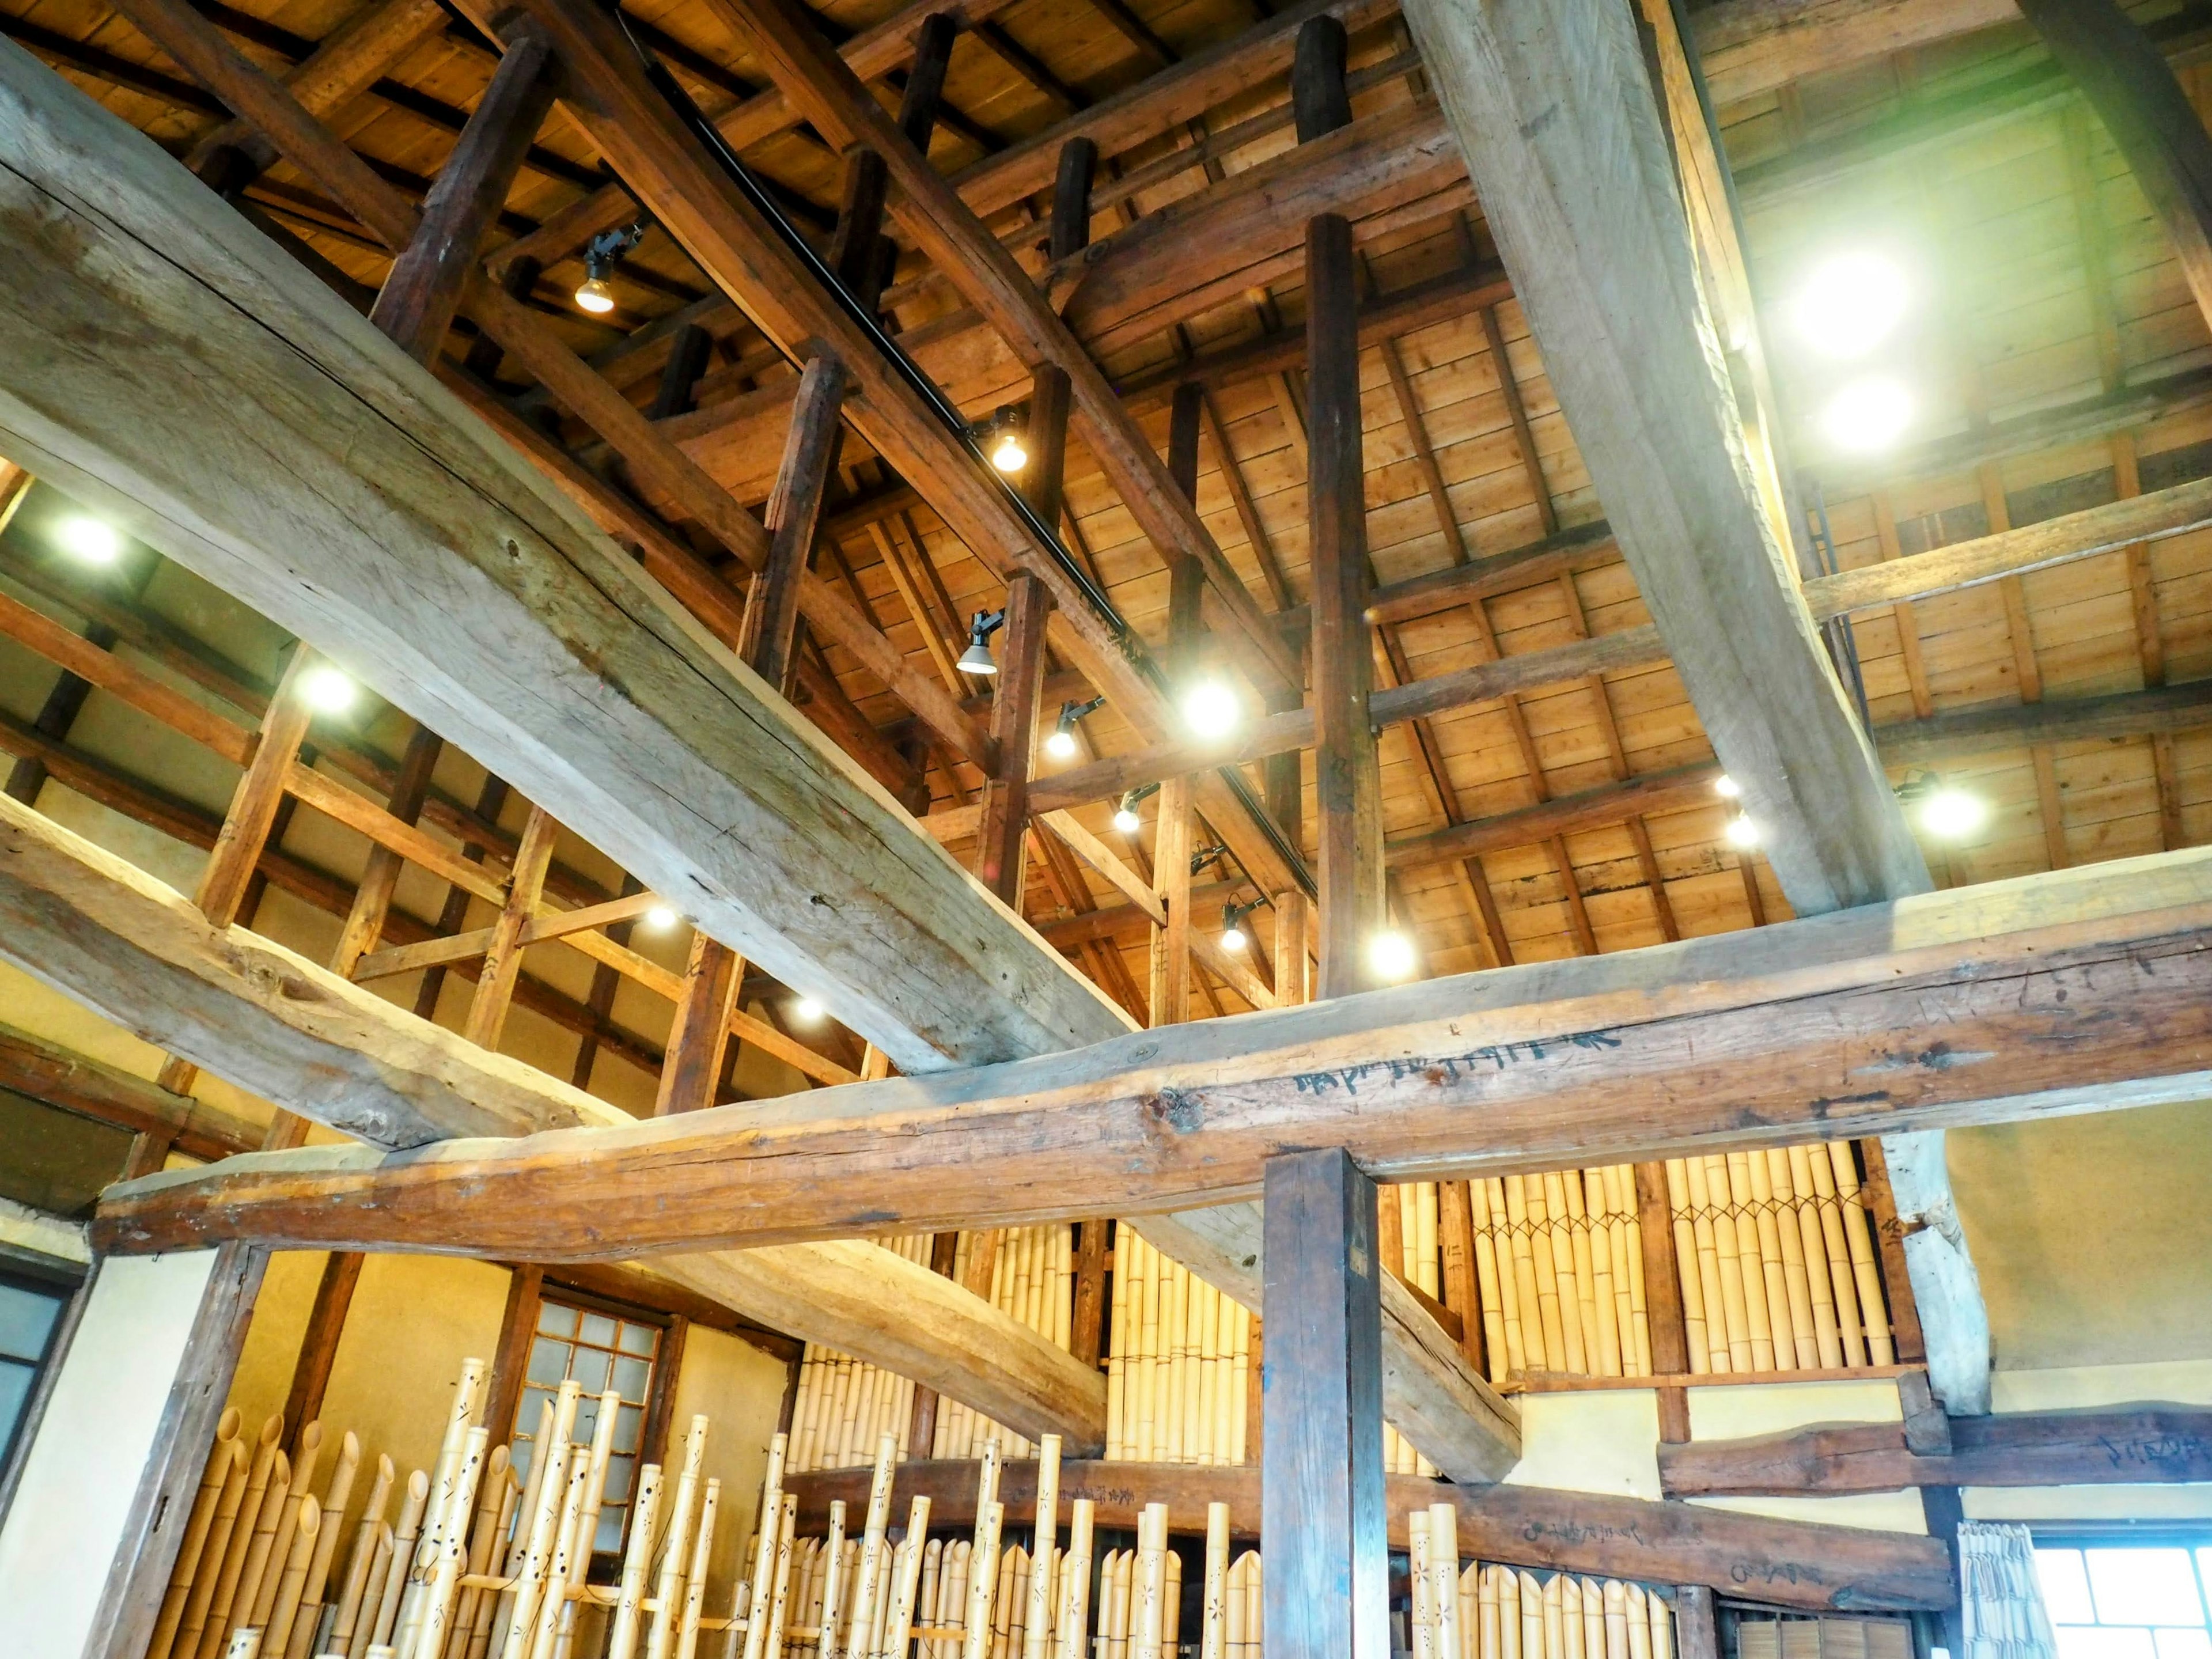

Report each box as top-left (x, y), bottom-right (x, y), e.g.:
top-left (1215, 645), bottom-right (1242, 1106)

top-left (93, 842), bottom-right (2212, 1253)
top-left (0, 34), bottom-right (1130, 1073)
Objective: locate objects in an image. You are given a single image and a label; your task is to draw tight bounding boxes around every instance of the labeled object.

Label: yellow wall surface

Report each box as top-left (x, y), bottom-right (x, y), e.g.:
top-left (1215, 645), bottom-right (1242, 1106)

top-left (1685, 1379), bottom-right (1929, 1535)
top-left (667, 1325), bottom-right (795, 1594)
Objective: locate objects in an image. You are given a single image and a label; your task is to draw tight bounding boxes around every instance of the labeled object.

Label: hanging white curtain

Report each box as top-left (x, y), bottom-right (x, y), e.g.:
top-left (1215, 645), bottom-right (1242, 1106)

top-left (1957, 1522), bottom-right (2058, 1659)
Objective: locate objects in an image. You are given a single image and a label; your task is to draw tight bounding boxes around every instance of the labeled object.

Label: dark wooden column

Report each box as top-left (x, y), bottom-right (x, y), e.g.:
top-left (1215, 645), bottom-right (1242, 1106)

top-left (975, 572), bottom-right (1052, 904)
top-left (279, 1250), bottom-right (364, 1452)
top-left (368, 20), bottom-right (557, 363)
top-left (649, 323), bottom-right (716, 420)
top-left (1024, 138), bottom-right (1093, 535)
top-left (829, 12), bottom-right (956, 310)
top-left (1297, 16), bottom-right (1384, 999)
top-left (906, 1230), bottom-right (962, 1455)
top-left (1070, 1218), bottom-right (1109, 1366)
top-left (1262, 1147), bottom-right (1387, 1659)
top-left (1149, 391), bottom-right (1206, 1026)
top-left (86, 1242), bottom-right (268, 1659)
top-left (1673, 1585), bottom-right (1720, 1659)
top-left (654, 931), bottom-right (744, 1115)
top-left (1635, 1162), bottom-right (1694, 1441)
top-left (2016, 0), bottom-right (2212, 332)
top-left (741, 353), bottom-right (849, 696)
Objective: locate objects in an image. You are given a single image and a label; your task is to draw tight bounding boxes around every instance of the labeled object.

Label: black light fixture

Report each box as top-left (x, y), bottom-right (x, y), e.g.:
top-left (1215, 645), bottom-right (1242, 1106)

top-left (1188, 842), bottom-right (1229, 878)
top-left (575, 221), bottom-right (647, 315)
top-left (1112, 781), bottom-right (1160, 834)
top-left (1046, 695), bottom-right (1107, 759)
top-left (984, 404), bottom-right (1028, 474)
top-left (1219, 899), bottom-right (1261, 952)
top-left (958, 608), bottom-right (1007, 676)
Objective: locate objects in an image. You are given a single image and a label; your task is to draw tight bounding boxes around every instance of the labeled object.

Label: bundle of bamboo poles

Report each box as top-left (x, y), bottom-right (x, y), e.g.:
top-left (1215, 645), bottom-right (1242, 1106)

top-left (1405, 1502), bottom-right (1674, 1659)
top-left (784, 1230), bottom-right (1077, 1475)
top-left (931, 1228), bottom-right (1075, 1463)
top-left (1102, 1230), bottom-right (1251, 1467)
top-left (1461, 1169), bottom-right (1653, 1388)
top-left (1662, 1147), bottom-right (1893, 1376)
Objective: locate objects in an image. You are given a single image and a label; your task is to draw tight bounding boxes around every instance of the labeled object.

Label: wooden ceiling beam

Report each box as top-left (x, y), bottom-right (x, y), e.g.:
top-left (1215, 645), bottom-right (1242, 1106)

top-left (0, 1017), bottom-right (258, 1164)
top-left (1658, 1405), bottom-right (2212, 1497)
top-left (95, 843), bottom-right (2212, 1253)
top-left (0, 36), bottom-right (1130, 1070)
top-left (1688, 0), bottom-right (2019, 108)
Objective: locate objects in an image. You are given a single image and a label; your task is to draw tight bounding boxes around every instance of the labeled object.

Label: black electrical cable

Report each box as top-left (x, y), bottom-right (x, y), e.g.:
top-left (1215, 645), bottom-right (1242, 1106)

top-left (605, 3), bottom-right (1316, 897)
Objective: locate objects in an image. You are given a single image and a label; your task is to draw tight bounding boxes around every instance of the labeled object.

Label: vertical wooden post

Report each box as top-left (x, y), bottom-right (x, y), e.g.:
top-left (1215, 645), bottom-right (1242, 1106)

top-left (483, 1264), bottom-right (546, 1446)
top-left (1051, 138), bottom-right (1097, 264)
top-left (367, 20), bottom-right (557, 363)
top-left (279, 1251), bottom-right (364, 1454)
top-left (1297, 18), bottom-right (1382, 1000)
top-left (330, 723), bottom-right (444, 976)
top-left (1634, 1162), bottom-right (1692, 1441)
top-left (1435, 1181), bottom-right (1486, 1378)
top-left (1261, 1148), bottom-right (1387, 1659)
top-left (1916, 1482), bottom-right (1967, 1653)
top-left (85, 1244), bottom-right (270, 1659)
top-left (1672, 1586), bottom-right (1718, 1659)
top-left (1070, 1219), bottom-right (1109, 1368)
top-left (463, 802), bottom-right (560, 1047)
top-left (1026, 365), bottom-right (1074, 532)
top-left (2016, 0), bottom-right (2212, 334)
top-left (654, 933), bottom-right (746, 1115)
top-left (976, 573), bottom-right (1052, 906)
top-left (1271, 890), bottom-right (1311, 1005)
top-left (742, 354), bottom-right (849, 697)
top-left (649, 324), bottom-right (716, 421)
top-left (461, 255), bottom-right (540, 380)
top-left (830, 13), bottom-right (955, 307)
top-left (906, 1233), bottom-right (961, 1456)
top-left (1856, 1139), bottom-right (1930, 1365)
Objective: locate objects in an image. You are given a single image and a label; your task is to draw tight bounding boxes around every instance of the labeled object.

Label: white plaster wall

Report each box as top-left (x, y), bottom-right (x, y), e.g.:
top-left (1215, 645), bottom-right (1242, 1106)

top-left (1502, 1390), bottom-right (1662, 1499)
top-left (0, 1249), bottom-right (218, 1659)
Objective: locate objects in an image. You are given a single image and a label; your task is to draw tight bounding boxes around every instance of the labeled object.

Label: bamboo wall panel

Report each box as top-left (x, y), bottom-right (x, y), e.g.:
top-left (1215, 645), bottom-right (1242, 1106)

top-left (1103, 1229), bottom-right (1251, 1466)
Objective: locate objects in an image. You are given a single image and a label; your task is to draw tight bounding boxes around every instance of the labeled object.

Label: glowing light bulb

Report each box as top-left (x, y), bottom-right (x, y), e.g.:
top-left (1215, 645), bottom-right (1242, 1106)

top-left (55, 515), bottom-right (120, 565)
top-left (1714, 774), bottom-right (1741, 800)
top-left (1368, 930), bottom-right (1416, 981)
top-left (643, 904), bottom-right (679, 931)
top-left (298, 664), bottom-right (357, 714)
top-left (1113, 803), bottom-right (1142, 834)
top-left (574, 276), bottom-right (616, 315)
top-left (1918, 786), bottom-right (1988, 841)
top-left (1823, 377), bottom-right (1914, 453)
top-left (1793, 252), bottom-right (1910, 359)
top-left (794, 997), bottom-right (824, 1023)
top-left (1046, 728), bottom-right (1079, 760)
top-left (1221, 921), bottom-right (1247, 952)
top-left (1725, 813), bottom-right (1760, 849)
top-left (1181, 680), bottom-right (1240, 739)
top-left (991, 431), bottom-right (1028, 473)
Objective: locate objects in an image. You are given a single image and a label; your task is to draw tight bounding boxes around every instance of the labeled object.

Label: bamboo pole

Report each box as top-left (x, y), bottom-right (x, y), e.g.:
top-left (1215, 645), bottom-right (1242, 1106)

top-left (1805, 1144), bottom-right (1868, 1368)
top-left (1196, 1503), bottom-right (1228, 1659)
top-left (1563, 1175), bottom-right (1607, 1376)
top-left (253, 1423), bottom-right (324, 1636)
top-left (648, 1416), bottom-right (714, 1659)
top-left (1020, 1434), bottom-right (1060, 1659)
top-left (228, 1450), bottom-right (294, 1654)
top-left (677, 1477), bottom-right (723, 1659)
top-left (607, 1465), bottom-right (666, 1659)
top-left (1661, 1163), bottom-right (1710, 1376)
top-left (844, 1434), bottom-right (898, 1659)
top-left (197, 1416), bottom-right (285, 1659)
top-left (265, 1497), bottom-right (321, 1659)
top-left (1106, 1228), bottom-right (1128, 1461)
top-left (1410, 1512), bottom-right (1434, 1659)
top-left (416, 1425), bottom-right (490, 1659)
top-left (463, 1474), bottom-right (521, 1659)
top-left (1828, 1142), bottom-right (1895, 1364)
top-left (1129, 1506), bottom-right (1165, 1659)
top-left (1430, 1506), bottom-right (1459, 1659)
top-left (1689, 1157), bottom-right (1747, 1372)
top-left (445, 1446), bottom-right (512, 1659)
top-left (328, 1456), bottom-right (397, 1659)
top-left (763, 1494), bottom-right (799, 1659)
top-left (741, 1434), bottom-right (790, 1659)
top-left (1052, 1501), bottom-right (1092, 1659)
top-left (289, 1428), bottom-right (363, 1659)
top-left (371, 1470), bottom-right (432, 1652)
top-left (960, 1502), bottom-right (1003, 1659)
top-left (1744, 1153), bottom-right (1799, 1369)
top-left (154, 1414), bottom-right (243, 1659)
top-left (496, 1440), bottom-right (570, 1659)
top-left (354, 1525), bottom-right (397, 1659)
top-left (816, 1500), bottom-right (849, 1659)
top-left (887, 1497), bottom-right (933, 1659)
top-left (1623, 1587), bottom-right (1649, 1659)
top-left (1783, 1146), bottom-right (1844, 1369)
top-left (399, 1362), bottom-right (488, 1658)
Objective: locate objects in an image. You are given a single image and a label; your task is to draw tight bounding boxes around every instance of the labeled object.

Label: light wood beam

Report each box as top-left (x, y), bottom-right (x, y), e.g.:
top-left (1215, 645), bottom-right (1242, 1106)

top-left (0, 36), bottom-right (1130, 1071)
top-left (94, 840), bottom-right (2212, 1252)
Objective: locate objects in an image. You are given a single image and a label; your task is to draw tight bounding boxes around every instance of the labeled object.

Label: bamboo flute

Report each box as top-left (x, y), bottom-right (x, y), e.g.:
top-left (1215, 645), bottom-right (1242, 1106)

top-left (916, 1540), bottom-right (945, 1659)
top-left (991, 1544), bottom-right (1020, 1659)
top-left (328, 1457), bottom-right (397, 1659)
top-left (226, 1629), bottom-right (264, 1659)
top-left (399, 1363), bottom-right (489, 1659)
top-left (490, 1397), bottom-right (562, 1650)
top-left (155, 1415), bottom-right (243, 1659)
top-left (1196, 1503), bottom-right (1229, 1659)
top-left (264, 1498), bottom-right (321, 1659)
top-left (741, 1434), bottom-right (790, 1659)
top-left (1051, 1501), bottom-right (1090, 1659)
top-left (960, 1502), bottom-right (1003, 1659)
top-left (647, 1416), bottom-right (714, 1659)
top-left (1129, 1505), bottom-right (1166, 1659)
top-left (197, 1416), bottom-right (285, 1659)
top-left (414, 1424), bottom-right (490, 1659)
top-left (1019, 1434), bottom-right (1060, 1659)
top-left (886, 1497), bottom-right (932, 1659)
top-left (814, 1500), bottom-right (849, 1659)
top-left (676, 1478), bottom-right (723, 1659)
top-left (370, 1471), bottom-right (432, 1652)
top-left (1430, 1506), bottom-right (1460, 1659)
top-left (462, 1473), bottom-right (521, 1659)
top-left (1479, 1567), bottom-right (1500, 1659)
top-left (352, 1525), bottom-right (397, 1659)
top-left (1827, 1142), bottom-right (1895, 1364)
top-left (843, 1434), bottom-right (897, 1659)
top-left (495, 1440), bottom-right (571, 1659)
top-left (1409, 1511), bottom-right (1434, 1659)
top-left (445, 1446), bottom-right (512, 1659)
top-left (1162, 1548), bottom-right (1181, 1654)
top-left (549, 1392), bottom-right (622, 1659)
top-left (762, 1494), bottom-right (798, 1659)
top-left (604, 1463), bottom-right (665, 1659)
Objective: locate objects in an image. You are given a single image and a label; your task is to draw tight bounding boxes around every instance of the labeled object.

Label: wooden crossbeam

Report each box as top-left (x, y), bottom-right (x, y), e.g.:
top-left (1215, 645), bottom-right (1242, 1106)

top-left (0, 35), bottom-right (1130, 1071)
top-left (1658, 1405), bottom-right (2212, 1497)
top-left (779, 1457), bottom-right (1955, 1611)
top-left (94, 842), bottom-right (2212, 1255)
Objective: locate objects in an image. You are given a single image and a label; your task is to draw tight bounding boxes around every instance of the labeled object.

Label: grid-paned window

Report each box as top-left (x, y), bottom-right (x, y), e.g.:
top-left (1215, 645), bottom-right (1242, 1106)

top-left (2037, 1545), bottom-right (2212, 1659)
top-left (0, 1268), bottom-right (71, 1471)
top-left (510, 1298), bottom-right (660, 1556)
